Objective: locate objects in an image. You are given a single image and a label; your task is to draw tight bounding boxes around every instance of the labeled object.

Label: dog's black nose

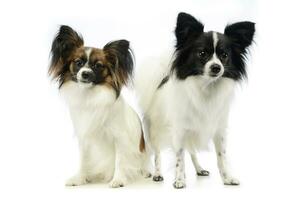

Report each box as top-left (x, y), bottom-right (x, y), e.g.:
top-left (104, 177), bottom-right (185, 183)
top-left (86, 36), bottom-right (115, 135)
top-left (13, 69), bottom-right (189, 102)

top-left (82, 71), bottom-right (91, 80)
top-left (210, 64), bottom-right (221, 74)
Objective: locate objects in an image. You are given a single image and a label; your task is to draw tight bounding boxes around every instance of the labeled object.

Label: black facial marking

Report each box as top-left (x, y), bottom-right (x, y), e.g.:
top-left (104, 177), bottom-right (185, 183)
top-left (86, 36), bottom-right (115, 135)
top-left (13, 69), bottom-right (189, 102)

top-left (171, 31), bottom-right (215, 79)
top-left (87, 60), bottom-right (107, 84)
top-left (171, 12), bottom-right (255, 81)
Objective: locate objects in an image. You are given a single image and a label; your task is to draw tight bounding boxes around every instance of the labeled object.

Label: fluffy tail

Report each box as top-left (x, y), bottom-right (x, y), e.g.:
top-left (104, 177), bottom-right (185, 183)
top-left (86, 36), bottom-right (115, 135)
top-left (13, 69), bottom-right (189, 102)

top-left (134, 52), bottom-right (173, 115)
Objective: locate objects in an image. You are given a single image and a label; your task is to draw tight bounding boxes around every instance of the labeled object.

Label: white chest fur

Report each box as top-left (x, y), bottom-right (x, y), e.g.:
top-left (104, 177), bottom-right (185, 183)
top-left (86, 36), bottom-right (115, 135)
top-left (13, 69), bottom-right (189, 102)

top-left (148, 76), bottom-right (236, 150)
top-left (60, 81), bottom-right (147, 184)
top-left (60, 82), bottom-right (117, 138)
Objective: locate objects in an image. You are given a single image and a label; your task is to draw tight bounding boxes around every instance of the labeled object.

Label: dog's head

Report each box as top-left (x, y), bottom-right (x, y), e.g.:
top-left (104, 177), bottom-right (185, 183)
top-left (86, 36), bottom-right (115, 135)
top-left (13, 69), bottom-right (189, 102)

top-left (172, 12), bottom-right (255, 82)
top-left (49, 25), bottom-right (133, 96)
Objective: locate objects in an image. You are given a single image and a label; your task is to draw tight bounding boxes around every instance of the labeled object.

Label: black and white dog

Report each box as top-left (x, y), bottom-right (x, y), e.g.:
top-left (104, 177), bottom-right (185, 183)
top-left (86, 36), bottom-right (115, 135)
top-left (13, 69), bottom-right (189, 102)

top-left (136, 12), bottom-right (255, 188)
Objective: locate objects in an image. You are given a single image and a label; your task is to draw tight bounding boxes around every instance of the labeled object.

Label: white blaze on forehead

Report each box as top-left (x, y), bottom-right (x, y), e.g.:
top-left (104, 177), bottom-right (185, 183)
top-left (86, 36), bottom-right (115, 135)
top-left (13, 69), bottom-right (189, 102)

top-left (82, 48), bottom-right (92, 68)
top-left (211, 32), bottom-right (221, 64)
top-left (213, 32), bottom-right (223, 66)
top-left (203, 31), bottom-right (223, 76)
top-left (212, 32), bottom-right (221, 64)
top-left (213, 32), bottom-right (218, 50)
top-left (85, 48), bottom-right (92, 60)
top-left (77, 48), bottom-right (93, 81)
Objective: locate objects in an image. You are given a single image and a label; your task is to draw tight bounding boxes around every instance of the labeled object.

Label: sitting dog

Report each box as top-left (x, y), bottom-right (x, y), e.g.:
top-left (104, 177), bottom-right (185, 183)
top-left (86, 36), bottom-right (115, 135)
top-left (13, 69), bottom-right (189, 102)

top-left (49, 25), bottom-right (150, 188)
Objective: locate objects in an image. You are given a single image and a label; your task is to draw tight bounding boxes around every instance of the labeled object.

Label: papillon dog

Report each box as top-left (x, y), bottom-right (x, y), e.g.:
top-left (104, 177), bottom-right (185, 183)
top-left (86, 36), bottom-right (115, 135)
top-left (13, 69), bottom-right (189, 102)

top-left (135, 12), bottom-right (255, 188)
top-left (49, 25), bottom-right (150, 188)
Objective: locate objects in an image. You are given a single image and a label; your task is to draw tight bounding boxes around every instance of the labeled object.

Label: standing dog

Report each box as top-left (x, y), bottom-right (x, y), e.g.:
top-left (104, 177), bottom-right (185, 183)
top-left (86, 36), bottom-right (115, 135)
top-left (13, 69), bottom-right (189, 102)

top-left (136, 12), bottom-right (255, 188)
top-left (49, 25), bottom-right (149, 188)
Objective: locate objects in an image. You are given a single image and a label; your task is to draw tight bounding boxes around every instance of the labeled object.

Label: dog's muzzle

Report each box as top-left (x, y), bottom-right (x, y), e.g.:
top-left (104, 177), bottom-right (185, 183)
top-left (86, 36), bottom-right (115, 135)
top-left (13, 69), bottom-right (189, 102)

top-left (77, 68), bottom-right (96, 83)
top-left (209, 64), bottom-right (222, 77)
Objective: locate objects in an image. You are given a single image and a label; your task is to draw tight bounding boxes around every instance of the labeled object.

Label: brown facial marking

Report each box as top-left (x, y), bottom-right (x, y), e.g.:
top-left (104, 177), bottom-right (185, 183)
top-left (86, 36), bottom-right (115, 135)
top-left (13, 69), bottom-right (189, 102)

top-left (86, 48), bottom-right (126, 96)
top-left (69, 47), bottom-right (86, 74)
top-left (88, 48), bottom-right (115, 88)
top-left (50, 27), bottom-right (133, 94)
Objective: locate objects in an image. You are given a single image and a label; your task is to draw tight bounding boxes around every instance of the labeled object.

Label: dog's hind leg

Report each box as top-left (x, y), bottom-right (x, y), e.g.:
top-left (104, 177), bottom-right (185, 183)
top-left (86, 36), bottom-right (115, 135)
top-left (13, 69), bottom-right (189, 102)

top-left (190, 153), bottom-right (209, 176)
top-left (152, 151), bottom-right (164, 182)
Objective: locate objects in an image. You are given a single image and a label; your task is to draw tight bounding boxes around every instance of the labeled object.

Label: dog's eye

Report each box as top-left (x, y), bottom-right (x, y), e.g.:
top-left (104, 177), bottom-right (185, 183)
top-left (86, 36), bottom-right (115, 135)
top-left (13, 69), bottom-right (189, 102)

top-left (75, 59), bottom-right (84, 67)
top-left (198, 51), bottom-right (206, 58)
top-left (220, 52), bottom-right (228, 59)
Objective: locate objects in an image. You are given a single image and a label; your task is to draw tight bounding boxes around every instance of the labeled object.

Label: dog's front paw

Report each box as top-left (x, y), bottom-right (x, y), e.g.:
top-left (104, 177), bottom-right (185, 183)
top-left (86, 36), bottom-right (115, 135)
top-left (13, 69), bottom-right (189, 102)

top-left (173, 180), bottom-right (186, 189)
top-left (65, 175), bottom-right (87, 186)
top-left (223, 176), bottom-right (240, 185)
top-left (109, 179), bottom-right (125, 188)
top-left (141, 170), bottom-right (152, 178)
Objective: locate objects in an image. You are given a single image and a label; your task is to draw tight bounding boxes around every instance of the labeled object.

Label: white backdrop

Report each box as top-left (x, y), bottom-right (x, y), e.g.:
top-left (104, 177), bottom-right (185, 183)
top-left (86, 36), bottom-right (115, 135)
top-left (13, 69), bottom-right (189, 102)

top-left (0, 0), bottom-right (299, 199)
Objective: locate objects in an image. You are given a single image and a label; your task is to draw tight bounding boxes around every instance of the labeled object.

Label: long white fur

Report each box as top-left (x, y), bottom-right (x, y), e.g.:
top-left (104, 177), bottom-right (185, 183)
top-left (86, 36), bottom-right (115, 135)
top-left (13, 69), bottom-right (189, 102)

top-left (61, 80), bottom-right (149, 188)
top-left (135, 32), bottom-right (239, 188)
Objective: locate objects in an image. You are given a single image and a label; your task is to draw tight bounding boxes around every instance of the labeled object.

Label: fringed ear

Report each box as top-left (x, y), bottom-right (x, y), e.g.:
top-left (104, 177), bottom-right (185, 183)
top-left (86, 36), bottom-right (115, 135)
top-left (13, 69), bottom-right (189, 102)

top-left (49, 25), bottom-right (84, 82)
top-left (224, 22), bottom-right (255, 54)
top-left (103, 40), bottom-right (134, 87)
top-left (175, 12), bottom-right (204, 49)
top-left (106, 65), bottom-right (122, 97)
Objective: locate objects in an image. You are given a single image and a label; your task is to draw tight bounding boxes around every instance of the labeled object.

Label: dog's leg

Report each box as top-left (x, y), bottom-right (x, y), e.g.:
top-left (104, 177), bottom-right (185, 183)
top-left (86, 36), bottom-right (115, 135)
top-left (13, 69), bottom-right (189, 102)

top-left (213, 134), bottom-right (240, 185)
top-left (140, 153), bottom-right (152, 178)
top-left (152, 151), bottom-right (164, 182)
top-left (141, 169), bottom-right (152, 178)
top-left (65, 141), bottom-right (91, 186)
top-left (65, 172), bottom-right (88, 186)
top-left (173, 149), bottom-right (186, 189)
top-left (109, 147), bottom-right (127, 188)
top-left (190, 153), bottom-right (209, 176)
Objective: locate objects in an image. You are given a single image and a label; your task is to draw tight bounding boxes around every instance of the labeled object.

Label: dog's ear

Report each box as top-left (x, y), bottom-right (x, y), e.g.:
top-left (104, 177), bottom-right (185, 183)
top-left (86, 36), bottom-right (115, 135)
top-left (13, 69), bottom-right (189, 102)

top-left (224, 22), bottom-right (255, 53)
top-left (49, 25), bottom-right (84, 80)
top-left (103, 40), bottom-right (134, 88)
top-left (175, 12), bottom-right (204, 49)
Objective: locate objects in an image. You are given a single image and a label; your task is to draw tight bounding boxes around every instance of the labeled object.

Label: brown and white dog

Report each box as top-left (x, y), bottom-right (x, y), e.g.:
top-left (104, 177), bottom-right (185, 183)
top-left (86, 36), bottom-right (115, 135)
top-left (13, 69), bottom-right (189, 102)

top-left (49, 25), bottom-right (150, 188)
